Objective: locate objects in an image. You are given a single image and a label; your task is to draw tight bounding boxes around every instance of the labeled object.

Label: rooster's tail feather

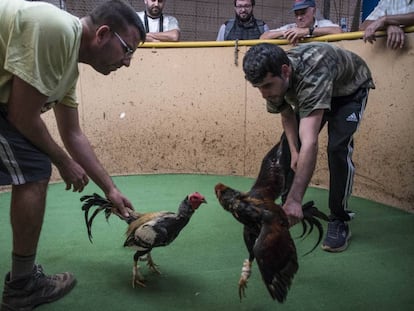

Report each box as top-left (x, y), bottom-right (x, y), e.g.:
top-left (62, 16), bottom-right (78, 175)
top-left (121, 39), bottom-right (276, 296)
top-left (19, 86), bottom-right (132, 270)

top-left (298, 201), bottom-right (329, 256)
top-left (80, 193), bottom-right (113, 243)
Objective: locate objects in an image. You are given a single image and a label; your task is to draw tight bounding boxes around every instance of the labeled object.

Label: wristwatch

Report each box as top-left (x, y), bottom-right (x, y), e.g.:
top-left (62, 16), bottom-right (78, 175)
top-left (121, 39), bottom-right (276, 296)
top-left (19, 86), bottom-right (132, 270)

top-left (309, 26), bottom-right (314, 36)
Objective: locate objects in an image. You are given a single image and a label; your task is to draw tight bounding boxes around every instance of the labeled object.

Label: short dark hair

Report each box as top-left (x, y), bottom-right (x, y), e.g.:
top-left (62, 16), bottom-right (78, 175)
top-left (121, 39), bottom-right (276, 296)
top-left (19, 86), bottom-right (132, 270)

top-left (88, 0), bottom-right (146, 43)
top-left (234, 0), bottom-right (255, 6)
top-left (243, 43), bottom-right (290, 84)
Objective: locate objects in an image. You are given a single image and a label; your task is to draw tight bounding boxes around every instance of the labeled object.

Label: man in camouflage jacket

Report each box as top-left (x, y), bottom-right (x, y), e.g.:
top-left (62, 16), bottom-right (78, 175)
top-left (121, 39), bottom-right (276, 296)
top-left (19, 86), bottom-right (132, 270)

top-left (243, 42), bottom-right (375, 252)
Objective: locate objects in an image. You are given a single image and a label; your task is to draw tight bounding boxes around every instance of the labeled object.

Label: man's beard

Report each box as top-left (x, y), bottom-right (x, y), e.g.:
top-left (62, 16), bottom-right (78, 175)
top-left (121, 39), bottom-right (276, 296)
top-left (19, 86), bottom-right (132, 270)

top-left (148, 6), bottom-right (161, 18)
top-left (237, 13), bottom-right (252, 23)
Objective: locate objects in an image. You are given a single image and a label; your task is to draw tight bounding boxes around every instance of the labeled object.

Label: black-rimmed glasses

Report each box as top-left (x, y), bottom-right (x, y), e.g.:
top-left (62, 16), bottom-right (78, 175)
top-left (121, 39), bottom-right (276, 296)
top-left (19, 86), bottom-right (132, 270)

top-left (235, 5), bottom-right (252, 10)
top-left (113, 31), bottom-right (134, 57)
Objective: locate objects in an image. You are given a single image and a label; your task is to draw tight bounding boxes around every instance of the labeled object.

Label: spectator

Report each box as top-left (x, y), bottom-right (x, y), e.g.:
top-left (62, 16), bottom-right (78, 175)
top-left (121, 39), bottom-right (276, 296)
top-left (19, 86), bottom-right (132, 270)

top-left (360, 0), bottom-right (414, 49)
top-left (217, 0), bottom-right (269, 41)
top-left (137, 0), bottom-right (180, 42)
top-left (0, 0), bottom-right (145, 309)
top-left (260, 0), bottom-right (342, 44)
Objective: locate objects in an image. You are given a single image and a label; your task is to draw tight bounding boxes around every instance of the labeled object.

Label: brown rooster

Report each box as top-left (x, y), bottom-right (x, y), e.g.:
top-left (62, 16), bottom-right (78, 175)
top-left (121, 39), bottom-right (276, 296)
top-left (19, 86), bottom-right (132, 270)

top-left (80, 192), bottom-right (207, 287)
top-left (214, 135), bottom-right (329, 302)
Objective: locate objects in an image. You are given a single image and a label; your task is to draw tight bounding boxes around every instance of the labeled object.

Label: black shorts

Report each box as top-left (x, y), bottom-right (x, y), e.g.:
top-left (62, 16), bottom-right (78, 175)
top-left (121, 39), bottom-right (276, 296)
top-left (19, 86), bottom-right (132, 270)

top-left (0, 106), bottom-right (51, 185)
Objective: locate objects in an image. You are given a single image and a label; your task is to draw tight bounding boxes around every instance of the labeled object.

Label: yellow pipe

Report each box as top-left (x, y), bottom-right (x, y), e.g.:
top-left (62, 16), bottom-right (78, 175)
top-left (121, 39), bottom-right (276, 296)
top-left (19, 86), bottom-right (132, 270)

top-left (140, 26), bottom-right (414, 48)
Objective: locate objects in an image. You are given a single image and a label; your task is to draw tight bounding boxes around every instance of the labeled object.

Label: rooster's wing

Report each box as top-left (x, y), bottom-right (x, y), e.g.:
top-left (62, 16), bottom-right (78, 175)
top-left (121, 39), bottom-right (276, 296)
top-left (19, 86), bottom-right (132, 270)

top-left (124, 212), bottom-right (174, 247)
top-left (253, 202), bottom-right (298, 303)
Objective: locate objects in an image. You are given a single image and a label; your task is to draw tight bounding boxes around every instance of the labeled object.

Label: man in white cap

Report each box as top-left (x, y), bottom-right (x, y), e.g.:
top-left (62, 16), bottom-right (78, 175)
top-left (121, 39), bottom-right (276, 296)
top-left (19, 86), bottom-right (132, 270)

top-left (260, 0), bottom-right (342, 44)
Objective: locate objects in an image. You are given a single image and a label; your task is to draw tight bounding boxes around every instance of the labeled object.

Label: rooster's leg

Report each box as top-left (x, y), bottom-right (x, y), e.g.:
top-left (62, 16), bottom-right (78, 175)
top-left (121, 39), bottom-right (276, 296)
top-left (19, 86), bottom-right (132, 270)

top-left (146, 253), bottom-right (161, 274)
top-left (132, 260), bottom-right (146, 288)
top-left (238, 259), bottom-right (252, 300)
top-left (138, 254), bottom-right (148, 262)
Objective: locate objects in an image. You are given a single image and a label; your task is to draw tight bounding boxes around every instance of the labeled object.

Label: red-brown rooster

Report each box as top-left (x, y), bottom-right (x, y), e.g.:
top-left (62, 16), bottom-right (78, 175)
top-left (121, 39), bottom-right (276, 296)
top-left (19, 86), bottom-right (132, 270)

top-left (80, 192), bottom-right (207, 287)
top-left (214, 135), bottom-right (328, 303)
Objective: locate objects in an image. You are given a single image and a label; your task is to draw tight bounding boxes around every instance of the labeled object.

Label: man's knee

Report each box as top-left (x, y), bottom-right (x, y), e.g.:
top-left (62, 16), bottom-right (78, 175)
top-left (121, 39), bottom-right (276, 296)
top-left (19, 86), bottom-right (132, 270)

top-left (11, 179), bottom-right (50, 202)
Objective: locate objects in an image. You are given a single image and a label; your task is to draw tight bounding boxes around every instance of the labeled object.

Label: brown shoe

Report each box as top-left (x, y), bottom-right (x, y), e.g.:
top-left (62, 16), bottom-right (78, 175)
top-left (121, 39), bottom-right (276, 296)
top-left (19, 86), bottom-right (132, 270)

top-left (1, 264), bottom-right (76, 311)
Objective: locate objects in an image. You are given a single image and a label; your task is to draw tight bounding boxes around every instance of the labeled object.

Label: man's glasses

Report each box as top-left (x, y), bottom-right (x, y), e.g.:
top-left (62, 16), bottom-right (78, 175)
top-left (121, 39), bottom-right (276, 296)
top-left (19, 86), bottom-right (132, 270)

top-left (235, 5), bottom-right (252, 10)
top-left (113, 31), bottom-right (134, 57)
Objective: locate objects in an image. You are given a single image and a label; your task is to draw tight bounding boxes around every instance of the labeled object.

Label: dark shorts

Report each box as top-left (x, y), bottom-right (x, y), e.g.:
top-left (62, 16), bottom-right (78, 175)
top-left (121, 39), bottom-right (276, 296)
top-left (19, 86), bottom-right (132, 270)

top-left (0, 106), bottom-right (51, 185)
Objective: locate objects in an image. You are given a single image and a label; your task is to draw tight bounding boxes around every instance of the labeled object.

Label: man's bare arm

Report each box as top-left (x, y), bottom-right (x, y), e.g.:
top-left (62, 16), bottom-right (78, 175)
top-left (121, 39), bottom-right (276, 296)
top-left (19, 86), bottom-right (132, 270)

top-left (145, 29), bottom-right (180, 42)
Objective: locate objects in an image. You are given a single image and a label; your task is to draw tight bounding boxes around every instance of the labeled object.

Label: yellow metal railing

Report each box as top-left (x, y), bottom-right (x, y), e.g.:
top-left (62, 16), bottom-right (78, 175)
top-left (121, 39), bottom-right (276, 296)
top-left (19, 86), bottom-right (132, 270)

top-left (139, 25), bottom-right (414, 48)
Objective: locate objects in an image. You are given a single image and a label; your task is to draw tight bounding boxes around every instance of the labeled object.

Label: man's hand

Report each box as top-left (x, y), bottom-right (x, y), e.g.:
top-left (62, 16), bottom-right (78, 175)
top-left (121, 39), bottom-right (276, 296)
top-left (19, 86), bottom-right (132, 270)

top-left (364, 17), bottom-right (405, 49)
top-left (283, 200), bottom-right (303, 227)
top-left (363, 17), bottom-right (385, 44)
top-left (58, 158), bottom-right (89, 193)
top-left (106, 189), bottom-right (134, 218)
top-left (283, 28), bottom-right (308, 45)
top-left (144, 33), bottom-right (161, 42)
top-left (386, 25), bottom-right (405, 49)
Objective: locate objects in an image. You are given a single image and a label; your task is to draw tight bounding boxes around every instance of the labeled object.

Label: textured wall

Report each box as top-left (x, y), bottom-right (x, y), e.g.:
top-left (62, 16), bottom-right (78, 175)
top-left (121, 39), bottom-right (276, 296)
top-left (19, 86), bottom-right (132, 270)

top-left (38, 33), bottom-right (414, 212)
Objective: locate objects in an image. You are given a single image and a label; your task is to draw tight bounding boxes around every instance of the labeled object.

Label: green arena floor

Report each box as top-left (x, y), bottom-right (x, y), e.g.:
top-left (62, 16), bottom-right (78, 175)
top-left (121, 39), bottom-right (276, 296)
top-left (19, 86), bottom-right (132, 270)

top-left (0, 174), bottom-right (413, 311)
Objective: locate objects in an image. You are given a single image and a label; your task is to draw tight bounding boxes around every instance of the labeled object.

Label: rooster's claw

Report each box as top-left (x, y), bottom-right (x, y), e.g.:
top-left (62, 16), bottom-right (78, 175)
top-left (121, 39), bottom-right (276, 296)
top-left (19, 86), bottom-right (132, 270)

top-left (238, 278), bottom-right (248, 301)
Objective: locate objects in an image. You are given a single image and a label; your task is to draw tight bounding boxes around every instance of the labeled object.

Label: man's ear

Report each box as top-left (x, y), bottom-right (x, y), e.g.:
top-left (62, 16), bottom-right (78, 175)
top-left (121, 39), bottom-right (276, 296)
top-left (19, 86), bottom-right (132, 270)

top-left (95, 25), bottom-right (111, 44)
top-left (281, 64), bottom-right (291, 81)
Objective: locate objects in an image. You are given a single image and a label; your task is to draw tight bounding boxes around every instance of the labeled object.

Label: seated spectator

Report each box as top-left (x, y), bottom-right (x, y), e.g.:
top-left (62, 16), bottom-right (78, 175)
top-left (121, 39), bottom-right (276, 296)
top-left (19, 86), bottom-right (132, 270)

top-left (217, 0), bottom-right (269, 41)
top-left (137, 0), bottom-right (180, 42)
top-left (260, 0), bottom-right (342, 44)
top-left (360, 0), bottom-right (414, 49)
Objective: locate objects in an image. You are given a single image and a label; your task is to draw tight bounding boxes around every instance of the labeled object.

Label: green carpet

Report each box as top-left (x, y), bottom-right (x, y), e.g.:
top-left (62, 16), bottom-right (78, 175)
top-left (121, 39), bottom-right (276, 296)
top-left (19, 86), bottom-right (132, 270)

top-left (0, 174), bottom-right (413, 311)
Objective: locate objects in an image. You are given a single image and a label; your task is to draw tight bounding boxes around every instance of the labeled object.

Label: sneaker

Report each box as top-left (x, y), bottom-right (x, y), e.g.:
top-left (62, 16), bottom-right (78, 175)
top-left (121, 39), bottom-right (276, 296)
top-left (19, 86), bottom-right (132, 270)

top-left (347, 211), bottom-right (356, 220)
top-left (321, 220), bottom-right (351, 252)
top-left (1, 264), bottom-right (76, 311)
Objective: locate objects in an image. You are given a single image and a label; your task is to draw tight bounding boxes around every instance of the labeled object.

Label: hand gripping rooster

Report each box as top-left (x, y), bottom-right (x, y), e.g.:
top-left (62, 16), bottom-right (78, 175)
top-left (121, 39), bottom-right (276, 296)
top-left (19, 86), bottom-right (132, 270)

top-left (80, 192), bottom-right (207, 287)
top-left (214, 135), bottom-right (329, 302)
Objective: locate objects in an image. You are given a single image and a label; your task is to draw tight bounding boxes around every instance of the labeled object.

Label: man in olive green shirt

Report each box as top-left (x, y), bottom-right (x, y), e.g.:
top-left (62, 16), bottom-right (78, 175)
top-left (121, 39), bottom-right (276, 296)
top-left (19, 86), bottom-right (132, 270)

top-left (0, 0), bottom-right (145, 309)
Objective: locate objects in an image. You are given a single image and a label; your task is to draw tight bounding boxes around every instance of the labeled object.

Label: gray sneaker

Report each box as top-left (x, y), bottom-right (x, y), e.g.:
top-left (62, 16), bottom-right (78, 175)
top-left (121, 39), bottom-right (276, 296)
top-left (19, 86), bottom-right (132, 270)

top-left (321, 220), bottom-right (351, 252)
top-left (1, 264), bottom-right (76, 311)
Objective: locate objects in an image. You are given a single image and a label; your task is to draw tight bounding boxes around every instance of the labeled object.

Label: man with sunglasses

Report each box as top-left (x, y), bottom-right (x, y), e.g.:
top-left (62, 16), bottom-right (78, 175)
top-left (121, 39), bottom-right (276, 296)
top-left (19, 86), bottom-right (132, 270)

top-left (260, 0), bottom-right (342, 44)
top-left (0, 0), bottom-right (145, 310)
top-left (217, 0), bottom-right (269, 41)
